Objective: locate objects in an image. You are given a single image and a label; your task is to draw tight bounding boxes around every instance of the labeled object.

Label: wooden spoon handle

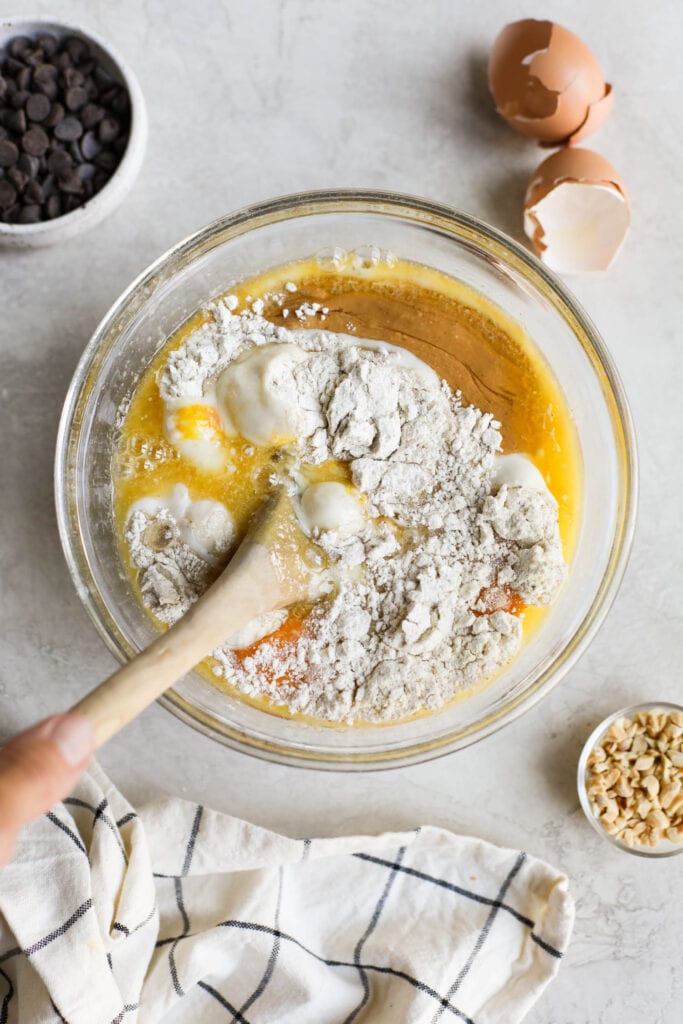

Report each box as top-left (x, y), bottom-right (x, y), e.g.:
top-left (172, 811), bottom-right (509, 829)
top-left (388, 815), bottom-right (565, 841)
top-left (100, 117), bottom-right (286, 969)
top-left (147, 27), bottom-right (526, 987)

top-left (71, 541), bottom-right (279, 748)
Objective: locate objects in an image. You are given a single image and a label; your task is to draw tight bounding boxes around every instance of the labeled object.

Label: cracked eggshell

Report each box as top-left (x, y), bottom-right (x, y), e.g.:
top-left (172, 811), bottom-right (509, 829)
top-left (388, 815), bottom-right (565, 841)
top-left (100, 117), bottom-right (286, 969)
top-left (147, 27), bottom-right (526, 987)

top-left (489, 19), bottom-right (613, 145)
top-left (523, 148), bottom-right (630, 273)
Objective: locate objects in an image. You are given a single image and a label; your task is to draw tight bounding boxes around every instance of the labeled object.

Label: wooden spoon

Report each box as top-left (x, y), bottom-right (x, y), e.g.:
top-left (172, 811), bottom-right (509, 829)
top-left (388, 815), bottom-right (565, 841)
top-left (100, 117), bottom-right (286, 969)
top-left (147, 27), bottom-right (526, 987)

top-left (71, 487), bottom-right (319, 748)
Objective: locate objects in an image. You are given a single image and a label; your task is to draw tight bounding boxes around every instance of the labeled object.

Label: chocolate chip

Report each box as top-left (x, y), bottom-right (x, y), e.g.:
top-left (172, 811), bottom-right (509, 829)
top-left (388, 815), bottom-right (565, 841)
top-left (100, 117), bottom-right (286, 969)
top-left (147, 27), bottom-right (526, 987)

top-left (36, 34), bottom-right (59, 57)
top-left (16, 66), bottom-right (32, 92)
top-left (33, 62), bottom-right (58, 85)
top-left (25, 47), bottom-right (42, 62)
top-left (93, 65), bottom-right (115, 90)
top-left (111, 88), bottom-right (130, 116)
top-left (0, 126), bottom-right (6, 140)
top-left (21, 126), bottom-right (50, 156)
top-left (35, 76), bottom-right (58, 101)
top-left (81, 103), bottom-right (104, 129)
top-left (98, 116), bottom-right (119, 143)
top-left (5, 57), bottom-right (27, 77)
top-left (69, 140), bottom-right (82, 162)
top-left (99, 86), bottom-right (119, 108)
top-left (63, 66), bottom-right (85, 89)
top-left (41, 173), bottom-right (56, 197)
top-left (80, 129), bottom-right (101, 161)
top-left (63, 193), bottom-right (80, 212)
top-left (0, 179), bottom-right (17, 209)
top-left (58, 169), bottom-right (83, 194)
top-left (77, 161), bottom-right (96, 182)
top-left (65, 85), bottom-right (89, 112)
top-left (0, 139), bottom-right (19, 167)
top-left (8, 36), bottom-right (32, 59)
top-left (54, 115), bottom-right (83, 141)
top-left (64, 36), bottom-right (90, 64)
top-left (6, 108), bottom-right (27, 134)
top-left (26, 92), bottom-right (51, 122)
top-left (45, 193), bottom-right (61, 218)
top-left (93, 169), bottom-right (109, 190)
top-left (47, 148), bottom-right (73, 177)
top-left (6, 167), bottom-right (27, 192)
top-left (16, 203), bottom-right (41, 223)
top-left (0, 77), bottom-right (6, 100)
top-left (26, 50), bottom-right (46, 70)
top-left (18, 152), bottom-right (39, 177)
top-left (24, 177), bottom-right (43, 204)
top-left (94, 147), bottom-right (117, 171)
top-left (44, 101), bottom-right (65, 127)
top-left (9, 89), bottom-right (30, 110)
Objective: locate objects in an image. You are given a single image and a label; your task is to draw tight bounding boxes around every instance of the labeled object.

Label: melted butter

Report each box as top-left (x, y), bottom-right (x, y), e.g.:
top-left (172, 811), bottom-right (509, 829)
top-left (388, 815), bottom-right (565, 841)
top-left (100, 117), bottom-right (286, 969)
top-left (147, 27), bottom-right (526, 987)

top-left (113, 256), bottom-right (582, 727)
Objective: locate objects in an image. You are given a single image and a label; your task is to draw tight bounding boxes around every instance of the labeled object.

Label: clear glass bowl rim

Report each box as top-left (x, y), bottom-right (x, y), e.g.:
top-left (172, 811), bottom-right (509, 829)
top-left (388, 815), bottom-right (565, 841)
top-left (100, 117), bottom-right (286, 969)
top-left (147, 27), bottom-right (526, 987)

top-left (577, 703), bottom-right (683, 858)
top-left (54, 188), bottom-right (638, 770)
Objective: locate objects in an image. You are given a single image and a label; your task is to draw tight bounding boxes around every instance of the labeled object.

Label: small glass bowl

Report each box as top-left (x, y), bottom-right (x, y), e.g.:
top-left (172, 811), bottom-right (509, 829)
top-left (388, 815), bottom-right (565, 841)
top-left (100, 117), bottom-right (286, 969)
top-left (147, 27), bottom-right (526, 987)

top-left (578, 703), bottom-right (683, 858)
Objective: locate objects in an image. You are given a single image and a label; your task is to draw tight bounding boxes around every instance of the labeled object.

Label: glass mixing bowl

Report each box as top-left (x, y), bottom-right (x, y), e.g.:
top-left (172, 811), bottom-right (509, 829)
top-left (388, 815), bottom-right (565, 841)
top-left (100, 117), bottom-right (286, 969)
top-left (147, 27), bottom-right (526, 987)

top-left (55, 190), bottom-right (637, 770)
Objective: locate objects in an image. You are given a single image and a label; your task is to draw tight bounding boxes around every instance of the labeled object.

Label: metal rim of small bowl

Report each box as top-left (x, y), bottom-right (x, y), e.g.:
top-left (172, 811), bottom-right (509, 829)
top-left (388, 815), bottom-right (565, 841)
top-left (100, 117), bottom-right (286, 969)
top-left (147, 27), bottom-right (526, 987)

top-left (55, 189), bottom-right (639, 769)
top-left (0, 14), bottom-right (147, 243)
top-left (577, 702), bottom-right (683, 858)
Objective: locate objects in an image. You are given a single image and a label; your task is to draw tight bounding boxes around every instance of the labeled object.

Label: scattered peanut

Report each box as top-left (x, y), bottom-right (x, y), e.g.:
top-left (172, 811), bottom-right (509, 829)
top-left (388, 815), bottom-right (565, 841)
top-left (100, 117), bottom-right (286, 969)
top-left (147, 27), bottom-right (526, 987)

top-left (585, 708), bottom-right (683, 850)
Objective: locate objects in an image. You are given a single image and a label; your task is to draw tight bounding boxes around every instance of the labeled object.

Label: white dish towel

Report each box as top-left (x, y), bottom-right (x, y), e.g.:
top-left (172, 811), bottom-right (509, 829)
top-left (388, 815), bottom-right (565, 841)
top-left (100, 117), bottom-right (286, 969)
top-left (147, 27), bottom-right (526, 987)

top-left (0, 762), bottom-right (573, 1024)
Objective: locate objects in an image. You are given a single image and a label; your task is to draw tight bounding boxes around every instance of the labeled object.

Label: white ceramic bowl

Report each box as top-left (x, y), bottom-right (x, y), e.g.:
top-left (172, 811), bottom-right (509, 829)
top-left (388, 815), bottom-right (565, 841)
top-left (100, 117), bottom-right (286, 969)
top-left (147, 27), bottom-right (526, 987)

top-left (0, 15), bottom-right (147, 247)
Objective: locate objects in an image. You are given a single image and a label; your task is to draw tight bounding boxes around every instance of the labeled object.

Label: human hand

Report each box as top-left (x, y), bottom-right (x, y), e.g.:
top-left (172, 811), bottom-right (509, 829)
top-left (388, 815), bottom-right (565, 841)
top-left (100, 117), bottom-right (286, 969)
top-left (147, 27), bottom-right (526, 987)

top-left (0, 715), bottom-right (95, 867)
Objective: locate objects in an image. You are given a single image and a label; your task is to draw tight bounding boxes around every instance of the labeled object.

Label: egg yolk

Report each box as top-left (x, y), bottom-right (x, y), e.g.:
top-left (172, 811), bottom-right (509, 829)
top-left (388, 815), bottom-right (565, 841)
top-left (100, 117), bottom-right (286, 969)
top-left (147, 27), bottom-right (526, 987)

top-left (172, 404), bottom-right (224, 442)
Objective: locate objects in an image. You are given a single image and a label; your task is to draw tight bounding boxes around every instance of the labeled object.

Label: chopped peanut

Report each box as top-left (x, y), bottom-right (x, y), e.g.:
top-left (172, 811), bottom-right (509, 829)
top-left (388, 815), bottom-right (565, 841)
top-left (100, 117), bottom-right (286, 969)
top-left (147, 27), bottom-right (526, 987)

top-left (584, 708), bottom-right (683, 851)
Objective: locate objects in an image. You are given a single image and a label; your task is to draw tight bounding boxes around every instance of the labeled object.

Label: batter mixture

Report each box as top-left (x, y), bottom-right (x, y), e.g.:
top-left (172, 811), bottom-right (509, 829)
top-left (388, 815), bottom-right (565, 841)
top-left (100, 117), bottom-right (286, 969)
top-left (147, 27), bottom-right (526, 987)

top-left (113, 252), bottom-right (580, 724)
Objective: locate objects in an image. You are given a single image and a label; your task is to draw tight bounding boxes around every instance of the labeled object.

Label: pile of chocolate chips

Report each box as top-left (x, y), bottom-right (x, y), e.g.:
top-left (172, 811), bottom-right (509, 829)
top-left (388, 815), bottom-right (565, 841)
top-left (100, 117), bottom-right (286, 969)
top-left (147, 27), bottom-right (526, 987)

top-left (0, 32), bottom-right (131, 224)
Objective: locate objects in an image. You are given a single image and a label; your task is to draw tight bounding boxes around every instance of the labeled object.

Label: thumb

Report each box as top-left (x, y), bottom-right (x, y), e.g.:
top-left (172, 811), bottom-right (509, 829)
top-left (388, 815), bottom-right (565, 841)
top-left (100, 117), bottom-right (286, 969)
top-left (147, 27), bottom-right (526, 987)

top-left (0, 714), bottom-right (95, 866)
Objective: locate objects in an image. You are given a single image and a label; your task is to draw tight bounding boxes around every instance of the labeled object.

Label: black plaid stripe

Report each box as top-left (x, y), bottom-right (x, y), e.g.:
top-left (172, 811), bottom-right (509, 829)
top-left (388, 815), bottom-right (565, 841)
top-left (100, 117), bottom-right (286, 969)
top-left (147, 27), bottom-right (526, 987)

top-left (108, 1004), bottom-right (140, 1023)
top-left (157, 919), bottom-right (474, 1023)
top-left (0, 965), bottom-right (13, 1024)
top-left (354, 853), bottom-right (562, 959)
top-left (45, 812), bottom-right (87, 854)
top-left (235, 867), bottom-right (283, 1019)
top-left (0, 899), bottom-right (92, 964)
top-left (168, 805), bottom-right (204, 998)
top-left (111, 905), bottom-right (156, 938)
top-left (531, 932), bottom-right (562, 957)
top-left (116, 813), bottom-right (137, 829)
top-left (49, 999), bottom-right (139, 1024)
top-left (198, 981), bottom-right (251, 1023)
top-left (431, 853), bottom-right (526, 1023)
top-left (63, 798), bottom-right (128, 865)
top-left (343, 844), bottom-right (408, 1024)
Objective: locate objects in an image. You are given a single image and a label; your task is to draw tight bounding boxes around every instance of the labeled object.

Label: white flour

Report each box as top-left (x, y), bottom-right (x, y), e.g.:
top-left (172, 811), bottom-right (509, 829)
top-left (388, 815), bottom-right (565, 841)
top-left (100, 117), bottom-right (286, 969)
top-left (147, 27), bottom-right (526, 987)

top-left (124, 297), bottom-right (567, 723)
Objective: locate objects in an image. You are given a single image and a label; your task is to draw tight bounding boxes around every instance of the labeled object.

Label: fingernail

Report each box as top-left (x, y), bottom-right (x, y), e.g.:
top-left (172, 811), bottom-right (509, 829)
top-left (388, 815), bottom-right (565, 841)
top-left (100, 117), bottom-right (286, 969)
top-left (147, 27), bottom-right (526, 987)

top-left (48, 715), bottom-right (95, 767)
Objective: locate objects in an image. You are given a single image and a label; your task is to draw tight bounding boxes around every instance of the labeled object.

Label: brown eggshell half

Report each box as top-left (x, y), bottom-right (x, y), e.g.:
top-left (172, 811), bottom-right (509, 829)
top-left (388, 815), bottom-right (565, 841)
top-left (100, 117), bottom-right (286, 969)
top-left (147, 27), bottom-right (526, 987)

top-left (489, 19), bottom-right (613, 145)
top-left (568, 85), bottom-right (614, 145)
top-left (524, 148), bottom-right (630, 272)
